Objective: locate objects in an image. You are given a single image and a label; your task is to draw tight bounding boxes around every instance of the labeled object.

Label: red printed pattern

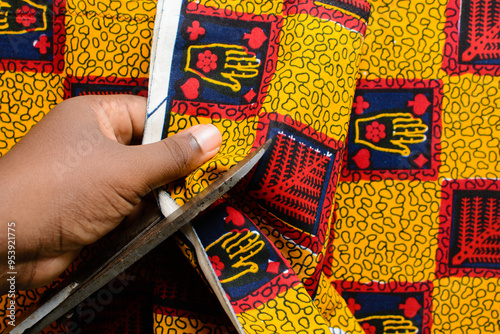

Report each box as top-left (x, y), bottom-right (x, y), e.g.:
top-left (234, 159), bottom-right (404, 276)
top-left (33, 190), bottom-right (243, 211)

top-left (453, 195), bottom-right (500, 266)
top-left (462, 0), bottom-right (500, 62)
top-left (250, 132), bottom-right (331, 228)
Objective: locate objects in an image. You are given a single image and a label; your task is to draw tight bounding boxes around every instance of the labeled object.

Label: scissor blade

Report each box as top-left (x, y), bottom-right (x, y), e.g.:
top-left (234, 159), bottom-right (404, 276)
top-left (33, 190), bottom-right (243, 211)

top-left (11, 140), bottom-right (271, 334)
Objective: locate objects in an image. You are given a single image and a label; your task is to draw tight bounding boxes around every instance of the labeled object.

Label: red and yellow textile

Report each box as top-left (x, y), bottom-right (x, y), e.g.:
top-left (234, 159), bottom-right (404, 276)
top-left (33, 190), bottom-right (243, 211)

top-left (1, 0), bottom-right (500, 333)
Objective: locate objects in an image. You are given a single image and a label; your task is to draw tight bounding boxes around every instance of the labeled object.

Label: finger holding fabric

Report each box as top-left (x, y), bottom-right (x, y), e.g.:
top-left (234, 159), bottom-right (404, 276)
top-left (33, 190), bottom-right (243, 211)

top-left (0, 95), bottom-right (222, 293)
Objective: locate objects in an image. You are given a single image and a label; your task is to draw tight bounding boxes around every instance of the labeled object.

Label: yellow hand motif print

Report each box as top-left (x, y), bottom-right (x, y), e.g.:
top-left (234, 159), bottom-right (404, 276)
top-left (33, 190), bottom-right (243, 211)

top-left (354, 113), bottom-right (428, 156)
top-left (206, 230), bottom-right (266, 284)
top-left (0, 0), bottom-right (48, 34)
top-left (358, 315), bottom-right (418, 334)
top-left (185, 43), bottom-right (260, 92)
top-left (0, 0), bottom-right (10, 30)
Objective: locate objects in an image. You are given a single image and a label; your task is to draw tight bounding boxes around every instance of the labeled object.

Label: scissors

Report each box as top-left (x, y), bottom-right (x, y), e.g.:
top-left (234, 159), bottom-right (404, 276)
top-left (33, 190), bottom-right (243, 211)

top-left (8, 140), bottom-right (271, 334)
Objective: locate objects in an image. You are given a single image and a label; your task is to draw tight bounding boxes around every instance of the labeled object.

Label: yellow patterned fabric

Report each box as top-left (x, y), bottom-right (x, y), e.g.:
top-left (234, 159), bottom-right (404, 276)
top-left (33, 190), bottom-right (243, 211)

top-left (0, 0), bottom-right (499, 333)
top-left (149, 1), bottom-right (368, 333)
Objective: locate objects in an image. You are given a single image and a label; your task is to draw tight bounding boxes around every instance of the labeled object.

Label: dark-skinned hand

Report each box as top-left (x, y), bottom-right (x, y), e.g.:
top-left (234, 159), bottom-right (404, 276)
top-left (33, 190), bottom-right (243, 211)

top-left (0, 95), bottom-right (222, 293)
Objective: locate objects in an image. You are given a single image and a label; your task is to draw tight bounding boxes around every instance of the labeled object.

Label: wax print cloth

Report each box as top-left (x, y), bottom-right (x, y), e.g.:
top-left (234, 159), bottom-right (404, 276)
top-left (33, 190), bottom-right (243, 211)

top-left (0, 0), bottom-right (499, 333)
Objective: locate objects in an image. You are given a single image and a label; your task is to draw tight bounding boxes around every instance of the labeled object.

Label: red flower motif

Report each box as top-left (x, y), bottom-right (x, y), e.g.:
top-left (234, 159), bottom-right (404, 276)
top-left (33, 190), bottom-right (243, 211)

top-left (365, 121), bottom-right (386, 143)
top-left (196, 50), bottom-right (218, 73)
top-left (16, 5), bottom-right (37, 27)
top-left (362, 323), bottom-right (376, 334)
top-left (209, 255), bottom-right (225, 277)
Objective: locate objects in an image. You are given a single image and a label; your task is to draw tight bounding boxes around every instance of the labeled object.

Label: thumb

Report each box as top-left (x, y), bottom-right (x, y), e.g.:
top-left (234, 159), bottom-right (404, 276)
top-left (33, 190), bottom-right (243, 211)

top-left (119, 124), bottom-right (222, 196)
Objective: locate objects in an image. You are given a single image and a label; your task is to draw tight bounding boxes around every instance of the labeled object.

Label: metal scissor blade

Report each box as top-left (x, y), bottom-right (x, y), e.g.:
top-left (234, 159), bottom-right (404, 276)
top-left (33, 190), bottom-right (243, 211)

top-left (10, 140), bottom-right (271, 334)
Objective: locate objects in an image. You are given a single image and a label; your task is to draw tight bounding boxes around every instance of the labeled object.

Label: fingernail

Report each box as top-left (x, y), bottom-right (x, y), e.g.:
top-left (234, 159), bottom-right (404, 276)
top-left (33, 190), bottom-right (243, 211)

top-left (192, 124), bottom-right (222, 153)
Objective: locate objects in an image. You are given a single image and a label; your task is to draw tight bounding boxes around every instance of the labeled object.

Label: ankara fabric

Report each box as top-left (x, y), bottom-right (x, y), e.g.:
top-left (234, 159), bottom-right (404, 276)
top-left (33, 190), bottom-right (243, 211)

top-left (0, 0), bottom-right (499, 333)
top-left (148, 1), bottom-right (367, 333)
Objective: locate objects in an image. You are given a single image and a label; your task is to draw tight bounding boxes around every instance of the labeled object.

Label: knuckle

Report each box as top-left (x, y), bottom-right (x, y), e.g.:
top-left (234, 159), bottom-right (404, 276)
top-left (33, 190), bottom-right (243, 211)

top-left (161, 137), bottom-right (193, 174)
top-left (87, 95), bottom-right (122, 118)
top-left (87, 95), bottom-right (113, 114)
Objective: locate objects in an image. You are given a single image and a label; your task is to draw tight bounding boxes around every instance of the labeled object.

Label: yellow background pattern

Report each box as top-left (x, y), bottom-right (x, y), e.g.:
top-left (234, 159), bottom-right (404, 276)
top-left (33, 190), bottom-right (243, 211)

top-left (332, 0), bottom-right (500, 332)
top-left (237, 283), bottom-right (331, 333)
top-left (441, 74), bottom-right (500, 180)
top-left (432, 277), bottom-right (500, 333)
top-left (332, 179), bottom-right (440, 283)
top-left (358, 0), bottom-right (448, 81)
top-left (262, 13), bottom-right (363, 141)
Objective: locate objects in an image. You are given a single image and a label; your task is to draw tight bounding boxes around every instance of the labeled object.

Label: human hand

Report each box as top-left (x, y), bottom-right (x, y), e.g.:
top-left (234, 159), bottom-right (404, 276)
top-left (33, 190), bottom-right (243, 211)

top-left (0, 95), bottom-right (222, 293)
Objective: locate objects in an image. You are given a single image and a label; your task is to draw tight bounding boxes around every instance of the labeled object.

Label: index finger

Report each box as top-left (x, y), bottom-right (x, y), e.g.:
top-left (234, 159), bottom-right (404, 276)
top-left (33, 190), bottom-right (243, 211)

top-left (86, 94), bottom-right (148, 145)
